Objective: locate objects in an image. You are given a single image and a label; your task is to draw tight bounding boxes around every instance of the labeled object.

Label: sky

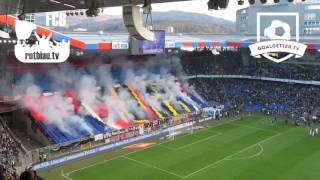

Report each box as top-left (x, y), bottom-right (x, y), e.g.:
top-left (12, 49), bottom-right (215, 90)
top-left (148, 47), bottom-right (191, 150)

top-left (102, 0), bottom-right (250, 22)
top-left (102, 0), bottom-right (310, 21)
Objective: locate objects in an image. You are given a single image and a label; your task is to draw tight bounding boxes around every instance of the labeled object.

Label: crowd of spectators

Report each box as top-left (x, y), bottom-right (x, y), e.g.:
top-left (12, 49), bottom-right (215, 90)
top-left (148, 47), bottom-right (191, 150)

top-left (183, 50), bottom-right (320, 120)
top-left (190, 78), bottom-right (320, 120)
top-left (254, 64), bottom-right (320, 81)
top-left (0, 122), bottom-right (19, 180)
top-left (181, 50), bottom-right (320, 81)
top-left (181, 50), bottom-right (242, 76)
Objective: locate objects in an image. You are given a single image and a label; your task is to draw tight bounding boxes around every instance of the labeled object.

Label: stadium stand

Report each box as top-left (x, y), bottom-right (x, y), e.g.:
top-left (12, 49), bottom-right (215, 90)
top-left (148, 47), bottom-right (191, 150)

top-left (0, 121), bottom-right (20, 180)
top-left (190, 78), bottom-right (320, 120)
top-left (37, 115), bottom-right (109, 144)
top-left (23, 95), bottom-right (110, 144)
top-left (182, 51), bottom-right (320, 81)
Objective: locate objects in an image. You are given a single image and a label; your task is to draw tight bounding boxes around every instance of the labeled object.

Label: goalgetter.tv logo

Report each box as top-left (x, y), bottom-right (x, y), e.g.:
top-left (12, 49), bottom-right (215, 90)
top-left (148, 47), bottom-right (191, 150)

top-left (249, 13), bottom-right (307, 63)
top-left (14, 20), bottom-right (70, 63)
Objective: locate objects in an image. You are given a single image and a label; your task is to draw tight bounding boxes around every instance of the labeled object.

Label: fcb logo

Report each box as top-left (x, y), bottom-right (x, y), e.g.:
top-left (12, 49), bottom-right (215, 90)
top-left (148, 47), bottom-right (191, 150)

top-left (249, 13), bottom-right (307, 63)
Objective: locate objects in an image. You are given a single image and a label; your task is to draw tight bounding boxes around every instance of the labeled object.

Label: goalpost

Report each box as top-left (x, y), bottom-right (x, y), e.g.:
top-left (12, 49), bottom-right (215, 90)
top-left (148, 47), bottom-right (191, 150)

top-left (167, 122), bottom-right (194, 140)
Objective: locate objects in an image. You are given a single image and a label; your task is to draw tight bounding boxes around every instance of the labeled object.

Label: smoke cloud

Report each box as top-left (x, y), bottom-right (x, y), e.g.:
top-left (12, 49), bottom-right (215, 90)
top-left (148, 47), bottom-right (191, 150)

top-left (16, 54), bottom-right (201, 132)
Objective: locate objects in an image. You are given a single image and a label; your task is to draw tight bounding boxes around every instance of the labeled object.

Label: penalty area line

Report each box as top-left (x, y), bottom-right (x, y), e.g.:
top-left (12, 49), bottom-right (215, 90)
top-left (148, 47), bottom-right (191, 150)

top-left (61, 116), bottom-right (245, 179)
top-left (225, 143), bottom-right (264, 161)
top-left (228, 122), bottom-right (279, 133)
top-left (122, 156), bottom-right (184, 179)
top-left (61, 169), bottom-right (73, 180)
top-left (160, 132), bottom-right (222, 151)
top-left (182, 132), bottom-right (284, 179)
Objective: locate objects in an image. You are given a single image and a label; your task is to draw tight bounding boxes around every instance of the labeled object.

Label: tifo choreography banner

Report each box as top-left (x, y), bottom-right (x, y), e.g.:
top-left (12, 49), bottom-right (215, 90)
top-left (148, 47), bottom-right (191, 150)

top-left (249, 40), bottom-right (307, 57)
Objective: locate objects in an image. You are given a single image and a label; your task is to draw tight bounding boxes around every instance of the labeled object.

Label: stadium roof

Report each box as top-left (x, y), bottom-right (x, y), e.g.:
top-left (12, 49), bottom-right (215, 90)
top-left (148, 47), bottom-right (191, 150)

top-left (1, 15), bottom-right (320, 51)
top-left (0, 0), bottom-right (189, 15)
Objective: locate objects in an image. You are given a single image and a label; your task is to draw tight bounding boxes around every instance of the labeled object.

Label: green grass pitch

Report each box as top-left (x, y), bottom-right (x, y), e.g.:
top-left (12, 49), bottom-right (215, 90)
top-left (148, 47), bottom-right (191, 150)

top-left (38, 114), bottom-right (320, 180)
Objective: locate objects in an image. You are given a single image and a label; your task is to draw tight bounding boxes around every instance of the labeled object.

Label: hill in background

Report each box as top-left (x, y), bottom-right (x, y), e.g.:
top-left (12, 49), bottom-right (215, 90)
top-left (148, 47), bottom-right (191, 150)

top-left (35, 11), bottom-right (235, 34)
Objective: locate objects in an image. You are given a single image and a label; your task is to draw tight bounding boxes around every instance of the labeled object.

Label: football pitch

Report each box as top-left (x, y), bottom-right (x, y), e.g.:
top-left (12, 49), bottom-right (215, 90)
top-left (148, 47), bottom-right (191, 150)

top-left (39, 114), bottom-right (320, 180)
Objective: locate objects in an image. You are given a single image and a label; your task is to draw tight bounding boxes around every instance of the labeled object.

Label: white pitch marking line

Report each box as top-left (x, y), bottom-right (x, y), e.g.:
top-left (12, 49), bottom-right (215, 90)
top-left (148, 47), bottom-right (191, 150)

top-left (176, 132), bottom-right (222, 150)
top-left (122, 156), bottom-right (184, 179)
top-left (165, 125), bottom-right (223, 144)
top-left (228, 122), bottom-right (279, 133)
top-left (65, 134), bottom-right (175, 177)
top-left (65, 131), bottom-right (185, 178)
top-left (61, 116), bottom-right (245, 178)
top-left (61, 169), bottom-right (73, 180)
top-left (182, 132), bottom-right (284, 179)
top-left (225, 144), bottom-right (264, 161)
top-left (158, 144), bottom-right (177, 151)
top-left (160, 132), bottom-right (222, 151)
top-left (67, 156), bottom-right (122, 175)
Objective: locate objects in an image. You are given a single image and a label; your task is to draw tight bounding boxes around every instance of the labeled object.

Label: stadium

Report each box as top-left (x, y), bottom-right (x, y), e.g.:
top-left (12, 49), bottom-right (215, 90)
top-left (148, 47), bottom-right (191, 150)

top-left (0, 0), bottom-right (319, 180)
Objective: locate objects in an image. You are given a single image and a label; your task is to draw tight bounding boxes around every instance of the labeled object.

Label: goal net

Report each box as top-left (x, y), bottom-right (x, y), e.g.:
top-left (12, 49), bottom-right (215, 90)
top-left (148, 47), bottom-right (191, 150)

top-left (167, 122), bottom-right (194, 140)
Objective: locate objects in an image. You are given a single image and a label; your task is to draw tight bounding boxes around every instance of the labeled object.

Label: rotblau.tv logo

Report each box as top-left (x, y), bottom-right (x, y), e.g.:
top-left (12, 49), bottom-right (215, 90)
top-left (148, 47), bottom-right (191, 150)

top-left (14, 20), bottom-right (70, 63)
top-left (249, 13), bottom-right (307, 63)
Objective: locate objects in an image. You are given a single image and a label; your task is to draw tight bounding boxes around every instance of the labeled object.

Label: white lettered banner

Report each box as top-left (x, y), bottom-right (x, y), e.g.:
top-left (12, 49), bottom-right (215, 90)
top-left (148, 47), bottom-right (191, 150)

top-left (249, 40), bottom-right (307, 58)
